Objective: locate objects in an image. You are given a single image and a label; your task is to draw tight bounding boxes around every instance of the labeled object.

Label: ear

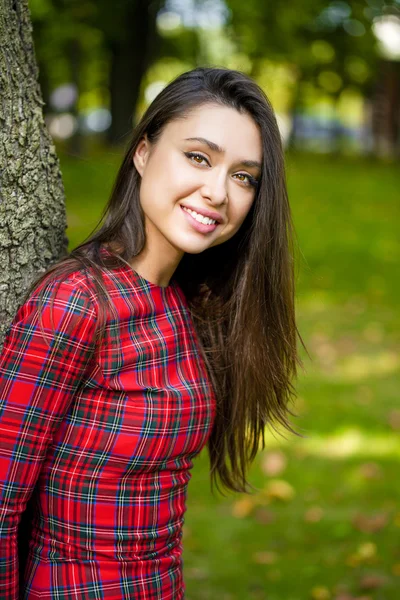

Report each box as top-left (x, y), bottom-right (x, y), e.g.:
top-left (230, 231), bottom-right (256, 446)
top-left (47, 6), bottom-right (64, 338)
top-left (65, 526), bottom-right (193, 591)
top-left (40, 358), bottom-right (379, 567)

top-left (133, 135), bottom-right (150, 176)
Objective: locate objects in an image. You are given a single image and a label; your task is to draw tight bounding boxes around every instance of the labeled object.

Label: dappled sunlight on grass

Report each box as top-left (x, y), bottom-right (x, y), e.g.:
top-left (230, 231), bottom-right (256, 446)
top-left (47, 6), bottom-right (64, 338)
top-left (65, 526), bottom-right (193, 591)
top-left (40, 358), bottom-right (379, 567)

top-left (298, 427), bottom-right (400, 459)
top-left (307, 341), bottom-right (399, 382)
top-left (296, 291), bottom-right (399, 392)
top-left (337, 351), bottom-right (399, 381)
top-left (263, 426), bottom-right (400, 458)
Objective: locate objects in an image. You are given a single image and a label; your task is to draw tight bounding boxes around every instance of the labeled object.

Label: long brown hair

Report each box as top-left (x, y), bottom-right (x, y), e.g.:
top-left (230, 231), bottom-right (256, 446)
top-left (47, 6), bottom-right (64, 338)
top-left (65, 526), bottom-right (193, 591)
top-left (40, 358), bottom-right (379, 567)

top-left (22, 67), bottom-right (304, 495)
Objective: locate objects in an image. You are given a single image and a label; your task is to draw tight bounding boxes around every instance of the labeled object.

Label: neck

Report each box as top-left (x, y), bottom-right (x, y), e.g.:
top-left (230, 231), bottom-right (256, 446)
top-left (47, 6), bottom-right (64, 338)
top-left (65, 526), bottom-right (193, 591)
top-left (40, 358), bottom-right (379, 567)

top-left (128, 220), bottom-right (184, 288)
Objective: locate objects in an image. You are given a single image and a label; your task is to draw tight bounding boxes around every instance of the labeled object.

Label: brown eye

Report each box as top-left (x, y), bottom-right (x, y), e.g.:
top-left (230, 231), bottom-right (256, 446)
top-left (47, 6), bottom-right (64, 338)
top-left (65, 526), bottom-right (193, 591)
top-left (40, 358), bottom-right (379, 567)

top-left (184, 151), bottom-right (210, 166)
top-left (232, 172), bottom-right (259, 188)
top-left (233, 173), bottom-right (250, 184)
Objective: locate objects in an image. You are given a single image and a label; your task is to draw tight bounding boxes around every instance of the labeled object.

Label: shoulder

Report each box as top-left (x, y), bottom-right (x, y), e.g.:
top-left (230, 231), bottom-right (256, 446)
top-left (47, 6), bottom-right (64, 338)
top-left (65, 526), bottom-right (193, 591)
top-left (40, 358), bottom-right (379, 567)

top-left (61, 270), bottom-right (100, 308)
top-left (36, 269), bottom-right (98, 306)
top-left (17, 269), bottom-right (101, 329)
top-left (2, 269), bottom-right (101, 356)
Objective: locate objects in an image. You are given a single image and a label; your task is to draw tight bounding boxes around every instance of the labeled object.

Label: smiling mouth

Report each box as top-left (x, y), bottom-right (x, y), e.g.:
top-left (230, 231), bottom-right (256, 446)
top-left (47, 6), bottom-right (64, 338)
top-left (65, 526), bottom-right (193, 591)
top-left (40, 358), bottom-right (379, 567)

top-left (180, 205), bottom-right (220, 233)
top-left (182, 206), bottom-right (218, 225)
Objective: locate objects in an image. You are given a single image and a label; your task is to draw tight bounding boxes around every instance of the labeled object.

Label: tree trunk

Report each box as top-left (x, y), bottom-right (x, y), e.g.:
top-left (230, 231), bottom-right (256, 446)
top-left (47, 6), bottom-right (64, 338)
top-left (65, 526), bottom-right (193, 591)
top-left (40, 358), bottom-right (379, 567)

top-left (107, 0), bottom-right (161, 145)
top-left (0, 0), bottom-right (67, 345)
top-left (0, 0), bottom-right (68, 586)
top-left (371, 59), bottom-right (400, 159)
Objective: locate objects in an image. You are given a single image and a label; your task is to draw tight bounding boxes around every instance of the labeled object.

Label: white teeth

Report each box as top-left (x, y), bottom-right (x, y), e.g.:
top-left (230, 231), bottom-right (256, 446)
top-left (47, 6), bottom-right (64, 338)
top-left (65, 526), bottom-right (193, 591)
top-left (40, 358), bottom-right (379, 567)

top-left (182, 207), bottom-right (217, 225)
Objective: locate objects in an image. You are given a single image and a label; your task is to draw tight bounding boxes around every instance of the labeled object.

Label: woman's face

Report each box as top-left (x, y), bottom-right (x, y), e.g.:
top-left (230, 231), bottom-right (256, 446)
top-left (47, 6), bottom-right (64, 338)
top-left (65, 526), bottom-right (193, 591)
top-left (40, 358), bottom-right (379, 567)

top-left (133, 103), bottom-right (262, 257)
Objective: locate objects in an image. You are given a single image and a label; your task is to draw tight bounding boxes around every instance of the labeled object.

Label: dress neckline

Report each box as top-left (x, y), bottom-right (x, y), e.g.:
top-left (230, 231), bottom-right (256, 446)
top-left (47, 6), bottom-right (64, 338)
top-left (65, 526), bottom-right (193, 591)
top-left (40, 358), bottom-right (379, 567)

top-left (100, 244), bottom-right (177, 293)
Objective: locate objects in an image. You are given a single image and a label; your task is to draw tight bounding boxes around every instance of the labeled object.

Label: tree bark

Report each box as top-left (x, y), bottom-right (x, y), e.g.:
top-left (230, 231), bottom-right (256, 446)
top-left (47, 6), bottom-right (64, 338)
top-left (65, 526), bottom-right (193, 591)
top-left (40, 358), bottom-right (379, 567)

top-left (0, 0), bottom-right (67, 345)
top-left (0, 0), bottom-right (68, 585)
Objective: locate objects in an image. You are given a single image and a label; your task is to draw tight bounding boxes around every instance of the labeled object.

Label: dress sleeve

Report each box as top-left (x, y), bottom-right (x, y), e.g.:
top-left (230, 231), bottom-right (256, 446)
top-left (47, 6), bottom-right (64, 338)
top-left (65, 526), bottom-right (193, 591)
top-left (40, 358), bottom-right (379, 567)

top-left (0, 276), bottom-right (98, 599)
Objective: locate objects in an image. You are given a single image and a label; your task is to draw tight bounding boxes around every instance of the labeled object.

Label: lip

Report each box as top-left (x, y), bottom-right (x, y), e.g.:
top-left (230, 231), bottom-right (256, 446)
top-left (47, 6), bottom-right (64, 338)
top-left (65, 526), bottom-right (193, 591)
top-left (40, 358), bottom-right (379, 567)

top-left (180, 205), bottom-right (219, 234)
top-left (180, 203), bottom-right (224, 224)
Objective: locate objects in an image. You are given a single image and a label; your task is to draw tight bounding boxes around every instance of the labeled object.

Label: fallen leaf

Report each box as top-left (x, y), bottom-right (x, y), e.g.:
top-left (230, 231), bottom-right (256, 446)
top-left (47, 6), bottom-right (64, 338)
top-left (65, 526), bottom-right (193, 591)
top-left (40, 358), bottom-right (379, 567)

top-left (346, 543), bottom-right (378, 567)
top-left (388, 409), bottom-right (400, 430)
top-left (253, 506), bottom-right (275, 524)
top-left (351, 511), bottom-right (388, 533)
top-left (252, 551), bottom-right (277, 565)
top-left (357, 542), bottom-right (377, 560)
top-left (392, 563), bottom-right (400, 576)
top-left (358, 573), bottom-right (388, 590)
top-left (304, 505), bottom-right (324, 523)
top-left (231, 496), bottom-right (255, 518)
top-left (332, 583), bottom-right (351, 595)
top-left (311, 585), bottom-right (331, 599)
top-left (346, 553), bottom-right (361, 568)
top-left (260, 450), bottom-right (287, 476)
top-left (263, 479), bottom-right (295, 502)
top-left (358, 462), bottom-right (383, 480)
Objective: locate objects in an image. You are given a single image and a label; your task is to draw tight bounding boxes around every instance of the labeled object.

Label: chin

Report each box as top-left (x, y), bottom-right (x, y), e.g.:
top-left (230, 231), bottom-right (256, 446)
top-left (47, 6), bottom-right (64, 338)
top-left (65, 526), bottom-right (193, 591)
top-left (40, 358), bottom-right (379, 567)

top-left (167, 232), bottom-right (215, 255)
top-left (176, 241), bottom-right (212, 255)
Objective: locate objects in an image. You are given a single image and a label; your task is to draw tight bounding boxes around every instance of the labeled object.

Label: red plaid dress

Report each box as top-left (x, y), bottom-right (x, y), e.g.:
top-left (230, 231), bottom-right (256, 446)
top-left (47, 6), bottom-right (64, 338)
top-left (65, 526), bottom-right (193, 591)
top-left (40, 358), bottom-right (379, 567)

top-left (0, 248), bottom-right (216, 599)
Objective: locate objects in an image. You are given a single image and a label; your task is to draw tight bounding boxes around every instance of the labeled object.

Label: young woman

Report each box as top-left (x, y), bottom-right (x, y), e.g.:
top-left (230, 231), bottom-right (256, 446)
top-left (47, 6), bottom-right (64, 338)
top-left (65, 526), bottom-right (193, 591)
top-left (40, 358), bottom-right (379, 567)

top-left (0, 67), bottom-right (302, 599)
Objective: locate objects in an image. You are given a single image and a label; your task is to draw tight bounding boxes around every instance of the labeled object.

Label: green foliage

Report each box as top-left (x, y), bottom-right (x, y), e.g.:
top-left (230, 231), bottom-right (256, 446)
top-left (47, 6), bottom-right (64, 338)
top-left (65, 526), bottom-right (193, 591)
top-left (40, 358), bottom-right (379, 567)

top-left (30, 0), bottom-right (108, 106)
top-left (29, 0), bottom-right (400, 147)
top-left (224, 0), bottom-right (400, 104)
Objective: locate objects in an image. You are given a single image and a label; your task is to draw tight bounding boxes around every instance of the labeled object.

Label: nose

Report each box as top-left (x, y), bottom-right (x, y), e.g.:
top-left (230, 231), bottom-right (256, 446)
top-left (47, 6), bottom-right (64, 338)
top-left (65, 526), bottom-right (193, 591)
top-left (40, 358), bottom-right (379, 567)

top-left (200, 169), bottom-right (228, 206)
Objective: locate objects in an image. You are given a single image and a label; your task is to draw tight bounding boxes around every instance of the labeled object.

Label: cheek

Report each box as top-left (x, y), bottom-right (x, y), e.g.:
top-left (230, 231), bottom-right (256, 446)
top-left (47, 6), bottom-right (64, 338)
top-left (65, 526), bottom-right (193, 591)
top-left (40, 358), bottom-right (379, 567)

top-left (142, 158), bottom-right (171, 195)
top-left (228, 196), bottom-right (254, 229)
top-left (141, 155), bottom-right (196, 207)
top-left (212, 198), bottom-right (254, 247)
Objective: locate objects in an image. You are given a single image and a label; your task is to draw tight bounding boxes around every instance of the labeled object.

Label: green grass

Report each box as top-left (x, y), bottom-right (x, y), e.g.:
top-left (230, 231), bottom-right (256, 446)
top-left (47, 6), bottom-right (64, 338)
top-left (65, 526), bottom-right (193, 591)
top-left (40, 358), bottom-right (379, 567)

top-left (59, 148), bottom-right (400, 600)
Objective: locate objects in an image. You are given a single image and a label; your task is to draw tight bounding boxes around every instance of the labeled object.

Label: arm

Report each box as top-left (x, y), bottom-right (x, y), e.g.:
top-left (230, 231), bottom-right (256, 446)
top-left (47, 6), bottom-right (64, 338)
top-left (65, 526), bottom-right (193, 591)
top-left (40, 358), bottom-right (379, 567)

top-left (0, 276), bottom-right (97, 599)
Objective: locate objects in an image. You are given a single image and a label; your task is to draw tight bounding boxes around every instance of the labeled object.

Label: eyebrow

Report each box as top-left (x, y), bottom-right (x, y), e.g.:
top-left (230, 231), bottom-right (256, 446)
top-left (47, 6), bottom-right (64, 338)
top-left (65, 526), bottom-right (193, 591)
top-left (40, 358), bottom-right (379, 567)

top-left (184, 137), bottom-right (262, 170)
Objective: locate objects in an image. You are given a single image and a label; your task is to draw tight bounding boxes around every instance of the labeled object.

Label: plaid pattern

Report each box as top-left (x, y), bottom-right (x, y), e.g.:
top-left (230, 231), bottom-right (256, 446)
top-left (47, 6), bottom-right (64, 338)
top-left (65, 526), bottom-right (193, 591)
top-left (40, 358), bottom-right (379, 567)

top-left (0, 249), bottom-right (216, 599)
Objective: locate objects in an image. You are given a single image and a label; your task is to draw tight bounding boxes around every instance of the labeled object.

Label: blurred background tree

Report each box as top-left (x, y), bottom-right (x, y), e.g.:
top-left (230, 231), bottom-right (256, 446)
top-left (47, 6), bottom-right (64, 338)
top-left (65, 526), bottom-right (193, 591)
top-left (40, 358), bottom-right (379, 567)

top-left (29, 0), bottom-right (400, 157)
